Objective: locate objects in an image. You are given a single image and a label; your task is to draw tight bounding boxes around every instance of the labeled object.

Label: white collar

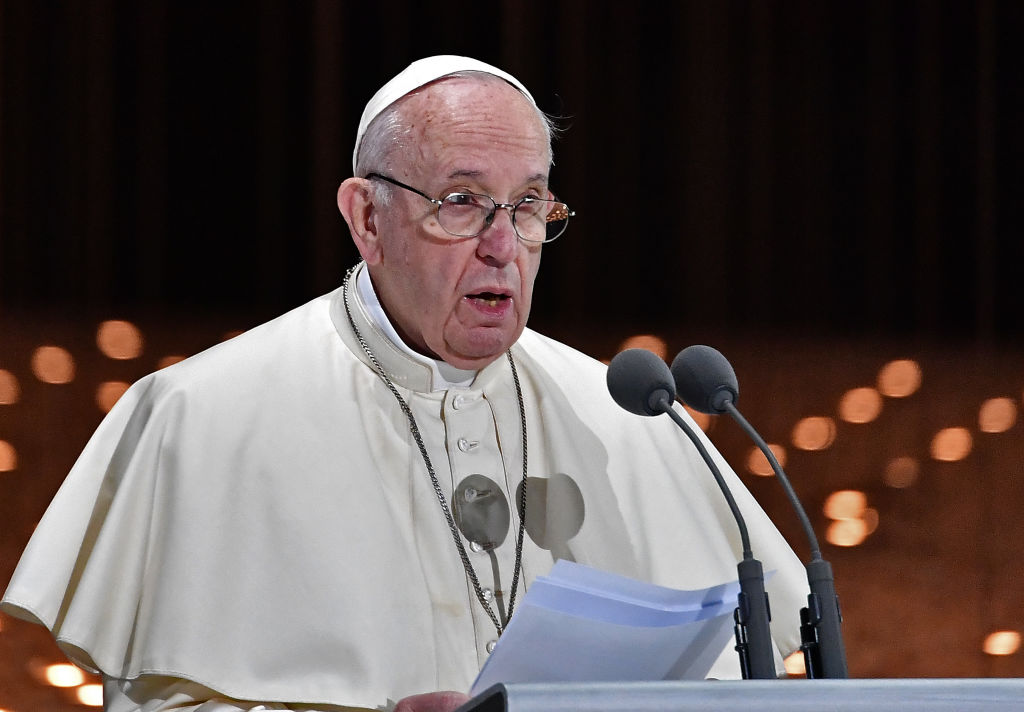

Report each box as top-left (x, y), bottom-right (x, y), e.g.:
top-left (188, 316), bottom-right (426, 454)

top-left (355, 265), bottom-right (477, 392)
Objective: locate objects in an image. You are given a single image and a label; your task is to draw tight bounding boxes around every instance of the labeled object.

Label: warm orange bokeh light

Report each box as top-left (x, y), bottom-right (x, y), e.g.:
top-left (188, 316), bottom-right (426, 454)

top-left (930, 427), bottom-right (973, 462)
top-left (97, 320), bottom-right (144, 360)
top-left (44, 663), bottom-right (85, 687)
top-left (0, 369), bottom-right (20, 404)
top-left (823, 491), bottom-right (877, 546)
top-left (31, 345), bottom-right (76, 384)
top-left (783, 650), bottom-right (807, 676)
top-left (157, 355), bottom-right (187, 369)
top-left (826, 518), bottom-right (868, 547)
top-left (96, 381), bottom-right (131, 413)
top-left (884, 456), bottom-right (919, 488)
top-left (877, 359), bottom-right (922, 398)
top-left (823, 490), bottom-right (867, 520)
top-left (616, 334), bottom-right (669, 361)
top-left (746, 444), bottom-right (787, 477)
top-left (838, 387), bottom-right (883, 424)
top-left (983, 630), bottom-right (1021, 656)
top-left (978, 397), bottom-right (1017, 433)
top-left (861, 507), bottom-right (879, 534)
top-left (683, 404), bottom-right (712, 432)
top-left (0, 440), bottom-right (17, 472)
top-left (792, 416), bottom-right (836, 451)
top-left (77, 683), bottom-right (104, 707)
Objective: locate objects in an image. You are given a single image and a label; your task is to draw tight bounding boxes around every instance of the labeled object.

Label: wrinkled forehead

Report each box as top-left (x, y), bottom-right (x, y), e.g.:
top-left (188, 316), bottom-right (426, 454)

top-left (399, 77), bottom-right (550, 165)
top-left (352, 55), bottom-right (539, 172)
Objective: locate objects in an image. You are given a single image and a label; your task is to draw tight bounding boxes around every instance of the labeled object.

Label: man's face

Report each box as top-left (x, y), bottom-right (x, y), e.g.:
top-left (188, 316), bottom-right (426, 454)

top-left (366, 77), bottom-right (550, 370)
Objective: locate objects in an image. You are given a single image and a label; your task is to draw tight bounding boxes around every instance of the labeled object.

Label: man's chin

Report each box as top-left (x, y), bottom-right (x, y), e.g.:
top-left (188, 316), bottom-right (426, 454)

top-left (440, 330), bottom-right (519, 370)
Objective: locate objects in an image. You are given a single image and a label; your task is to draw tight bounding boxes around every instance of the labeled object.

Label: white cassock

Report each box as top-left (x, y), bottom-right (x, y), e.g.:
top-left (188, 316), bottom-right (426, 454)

top-left (2, 263), bottom-right (807, 711)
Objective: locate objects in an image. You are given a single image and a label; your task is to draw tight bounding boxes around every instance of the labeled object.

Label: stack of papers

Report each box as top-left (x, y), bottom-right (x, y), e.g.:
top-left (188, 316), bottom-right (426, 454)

top-left (471, 560), bottom-right (741, 695)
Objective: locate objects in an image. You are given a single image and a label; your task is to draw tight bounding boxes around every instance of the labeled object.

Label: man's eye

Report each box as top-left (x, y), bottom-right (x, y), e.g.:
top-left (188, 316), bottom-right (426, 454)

top-left (445, 193), bottom-right (488, 209)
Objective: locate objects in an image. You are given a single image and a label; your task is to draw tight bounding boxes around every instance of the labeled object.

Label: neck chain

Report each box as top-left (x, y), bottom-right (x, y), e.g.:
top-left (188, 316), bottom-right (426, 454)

top-left (341, 266), bottom-right (528, 636)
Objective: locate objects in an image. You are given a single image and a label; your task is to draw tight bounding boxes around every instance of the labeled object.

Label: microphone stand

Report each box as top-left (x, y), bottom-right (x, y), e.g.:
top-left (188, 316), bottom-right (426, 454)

top-left (722, 401), bottom-right (849, 679)
top-left (655, 396), bottom-right (777, 680)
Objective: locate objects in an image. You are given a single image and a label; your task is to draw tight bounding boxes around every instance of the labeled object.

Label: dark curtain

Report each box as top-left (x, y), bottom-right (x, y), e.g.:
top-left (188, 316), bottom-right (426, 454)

top-left (1, 0), bottom-right (1022, 343)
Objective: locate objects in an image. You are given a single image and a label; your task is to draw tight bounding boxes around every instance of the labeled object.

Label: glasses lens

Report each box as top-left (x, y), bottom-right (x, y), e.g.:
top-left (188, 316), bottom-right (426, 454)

top-left (437, 193), bottom-right (493, 237)
top-left (515, 198), bottom-right (571, 242)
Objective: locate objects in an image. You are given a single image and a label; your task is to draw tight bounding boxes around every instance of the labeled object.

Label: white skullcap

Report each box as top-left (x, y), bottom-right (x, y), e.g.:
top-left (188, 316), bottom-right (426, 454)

top-left (352, 55), bottom-right (537, 173)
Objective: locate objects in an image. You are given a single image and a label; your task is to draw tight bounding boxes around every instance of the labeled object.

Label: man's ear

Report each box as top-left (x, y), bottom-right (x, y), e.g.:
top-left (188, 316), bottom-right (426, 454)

top-left (337, 177), bottom-right (383, 265)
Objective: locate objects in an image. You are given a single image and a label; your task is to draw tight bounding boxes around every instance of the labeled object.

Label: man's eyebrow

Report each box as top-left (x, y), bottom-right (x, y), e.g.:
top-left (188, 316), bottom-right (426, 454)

top-left (446, 169), bottom-right (484, 180)
top-left (445, 170), bottom-right (550, 185)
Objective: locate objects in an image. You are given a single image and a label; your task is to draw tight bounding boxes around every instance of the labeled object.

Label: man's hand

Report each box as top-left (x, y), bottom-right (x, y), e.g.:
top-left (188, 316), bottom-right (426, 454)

top-left (393, 691), bottom-right (471, 712)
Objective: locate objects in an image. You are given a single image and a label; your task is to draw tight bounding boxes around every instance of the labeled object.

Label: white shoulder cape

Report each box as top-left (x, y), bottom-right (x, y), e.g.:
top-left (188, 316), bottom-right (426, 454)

top-left (2, 284), bottom-right (807, 707)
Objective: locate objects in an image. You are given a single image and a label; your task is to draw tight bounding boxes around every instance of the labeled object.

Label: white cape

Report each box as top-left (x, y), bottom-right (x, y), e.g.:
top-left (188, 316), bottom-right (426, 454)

top-left (2, 279), bottom-right (807, 708)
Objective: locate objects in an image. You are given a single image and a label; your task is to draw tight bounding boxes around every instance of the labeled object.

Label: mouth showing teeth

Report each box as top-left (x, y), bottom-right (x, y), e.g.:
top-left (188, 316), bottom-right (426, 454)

top-left (469, 292), bottom-right (509, 308)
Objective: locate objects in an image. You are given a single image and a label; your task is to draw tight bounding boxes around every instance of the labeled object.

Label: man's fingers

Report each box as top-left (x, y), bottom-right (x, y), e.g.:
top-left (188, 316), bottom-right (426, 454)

top-left (393, 690), bottom-right (472, 712)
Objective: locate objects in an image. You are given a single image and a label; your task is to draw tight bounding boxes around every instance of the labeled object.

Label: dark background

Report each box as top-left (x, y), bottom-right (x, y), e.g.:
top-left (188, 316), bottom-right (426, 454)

top-left (2, 1), bottom-right (1022, 344)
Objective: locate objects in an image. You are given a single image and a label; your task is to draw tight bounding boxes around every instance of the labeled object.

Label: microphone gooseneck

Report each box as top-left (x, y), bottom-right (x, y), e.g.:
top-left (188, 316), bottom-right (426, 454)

top-left (671, 344), bottom-right (849, 679)
top-left (606, 348), bottom-right (777, 680)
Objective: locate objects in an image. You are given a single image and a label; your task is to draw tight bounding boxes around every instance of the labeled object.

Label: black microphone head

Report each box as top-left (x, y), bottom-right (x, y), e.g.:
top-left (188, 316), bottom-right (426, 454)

top-left (670, 345), bottom-right (739, 415)
top-left (606, 348), bottom-right (676, 417)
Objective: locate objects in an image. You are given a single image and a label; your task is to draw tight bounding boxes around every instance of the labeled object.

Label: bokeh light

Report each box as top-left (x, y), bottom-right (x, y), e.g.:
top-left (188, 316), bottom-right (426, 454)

top-left (824, 490), bottom-right (877, 547)
top-left (823, 490), bottom-right (867, 520)
top-left (96, 320), bottom-right (144, 360)
top-left (77, 683), bottom-right (104, 706)
top-left (0, 440), bottom-right (17, 472)
top-left (0, 369), bottom-right (20, 404)
top-left (792, 416), bottom-right (837, 451)
top-left (877, 359), bottom-right (922, 398)
top-left (683, 404), bottom-right (712, 432)
top-left (838, 387), bottom-right (883, 424)
top-left (157, 355), bottom-right (187, 369)
top-left (826, 518), bottom-right (869, 547)
top-left (31, 346), bottom-right (76, 384)
top-left (784, 650), bottom-right (806, 676)
top-left (96, 382), bottom-right (131, 413)
top-left (746, 444), bottom-right (787, 477)
top-left (983, 630), bottom-right (1021, 656)
top-left (884, 456), bottom-right (920, 488)
top-left (44, 663), bottom-right (85, 687)
top-left (978, 397), bottom-right (1017, 433)
top-left (861, 507), bottom-right (880, 534)
top-left (930, 427), bottom-right (973, 462)
top-left (616, 334), bottom-right (669, 361)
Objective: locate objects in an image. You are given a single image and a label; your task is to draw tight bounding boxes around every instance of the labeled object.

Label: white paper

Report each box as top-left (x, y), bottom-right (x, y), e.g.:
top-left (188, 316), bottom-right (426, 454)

top-left (471, 560), bottom-right (741, 695)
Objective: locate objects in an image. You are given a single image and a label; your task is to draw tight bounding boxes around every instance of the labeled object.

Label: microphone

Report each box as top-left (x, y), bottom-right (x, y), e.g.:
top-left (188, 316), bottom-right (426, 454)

top-left (671, 345), bottom-right (849, 679)
top-left (607, 348), bottom-right (778, 680)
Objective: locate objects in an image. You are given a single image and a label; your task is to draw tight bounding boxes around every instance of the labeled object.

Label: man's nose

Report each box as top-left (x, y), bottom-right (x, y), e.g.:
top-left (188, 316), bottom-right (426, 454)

top-left (476, 206), bottom-right (520, 264)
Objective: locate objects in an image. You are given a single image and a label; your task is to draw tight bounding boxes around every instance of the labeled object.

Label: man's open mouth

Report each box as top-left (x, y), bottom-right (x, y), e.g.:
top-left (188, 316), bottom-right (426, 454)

top-left (467, 292), bottom-right (510, 308)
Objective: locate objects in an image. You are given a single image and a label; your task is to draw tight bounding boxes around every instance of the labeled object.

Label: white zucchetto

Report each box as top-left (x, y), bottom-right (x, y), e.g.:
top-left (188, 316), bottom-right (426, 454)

top-left (352, 55), bottom-right (537, 172)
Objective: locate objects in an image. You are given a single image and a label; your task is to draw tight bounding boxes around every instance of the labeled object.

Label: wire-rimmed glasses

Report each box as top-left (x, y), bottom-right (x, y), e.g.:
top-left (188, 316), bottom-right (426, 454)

top-left (367, 173), bottom-right (573, 243)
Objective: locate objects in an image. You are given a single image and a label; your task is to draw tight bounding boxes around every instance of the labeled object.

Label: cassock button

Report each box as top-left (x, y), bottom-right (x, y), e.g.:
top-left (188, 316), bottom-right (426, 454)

top-left (457, 438), bottom-right (479, 452)
top-left (486, 640), bottom-right (497, 654)
top-left (452, 394), bottom-right (475, 410)
top-left (481, 587), bottom-right (494, 603)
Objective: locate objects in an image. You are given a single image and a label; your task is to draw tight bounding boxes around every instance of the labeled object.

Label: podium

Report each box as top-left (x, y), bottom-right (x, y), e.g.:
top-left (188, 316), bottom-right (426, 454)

top-left (457, 679), bottom-right (1024, 711)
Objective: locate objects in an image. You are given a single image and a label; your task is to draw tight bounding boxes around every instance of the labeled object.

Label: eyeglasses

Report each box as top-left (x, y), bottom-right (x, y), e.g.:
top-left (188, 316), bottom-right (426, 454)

top-left (366, 173), bottom-right (574, 243)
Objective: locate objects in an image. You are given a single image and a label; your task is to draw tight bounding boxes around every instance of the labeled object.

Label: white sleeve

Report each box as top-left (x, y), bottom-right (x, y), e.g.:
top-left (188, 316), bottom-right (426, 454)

top-left (102, 676), bottom-right (382, 712)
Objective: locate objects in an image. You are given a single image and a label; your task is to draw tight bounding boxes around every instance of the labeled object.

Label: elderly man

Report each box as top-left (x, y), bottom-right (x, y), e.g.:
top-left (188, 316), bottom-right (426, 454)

top-left (3, 57), bottom-right (807, 712)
